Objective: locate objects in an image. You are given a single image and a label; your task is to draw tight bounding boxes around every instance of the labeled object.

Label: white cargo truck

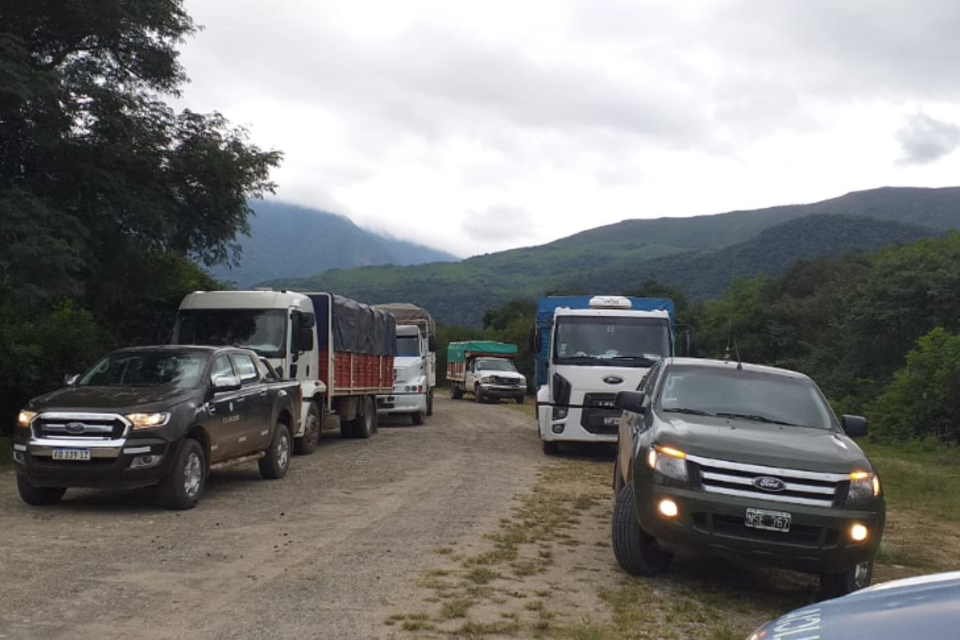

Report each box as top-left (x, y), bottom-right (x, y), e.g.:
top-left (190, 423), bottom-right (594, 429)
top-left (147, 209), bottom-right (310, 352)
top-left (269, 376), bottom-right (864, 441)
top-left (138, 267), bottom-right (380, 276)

top-left (374, 303), bottom-right (437, 424)
top-left (172, 290), bottom-right (396, 453)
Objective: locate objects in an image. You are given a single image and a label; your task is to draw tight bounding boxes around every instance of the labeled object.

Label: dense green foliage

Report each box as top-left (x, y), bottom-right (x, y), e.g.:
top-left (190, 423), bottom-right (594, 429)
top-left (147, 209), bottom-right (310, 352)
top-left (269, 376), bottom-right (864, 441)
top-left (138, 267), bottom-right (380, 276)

top-left (273, 210), bottom-right (943, 327)
top-left (0, 1), bottom-right (280, 432)
top-left (211, 201), bottom-right (458, 287)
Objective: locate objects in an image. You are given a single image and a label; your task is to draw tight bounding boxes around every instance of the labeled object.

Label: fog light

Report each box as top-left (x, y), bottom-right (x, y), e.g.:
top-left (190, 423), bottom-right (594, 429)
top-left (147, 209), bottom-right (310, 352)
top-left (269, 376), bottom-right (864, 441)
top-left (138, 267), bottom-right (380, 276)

top-left (13, 451), bottom-right (25, 464)
top-left (850, 523), bottom-right (869, 542)
top-left (130, 455), bottom-right (162, 469)
top-left (551, 424), bottom-right (564, 434)
top-left (658, 499), bottom-right (679, 518)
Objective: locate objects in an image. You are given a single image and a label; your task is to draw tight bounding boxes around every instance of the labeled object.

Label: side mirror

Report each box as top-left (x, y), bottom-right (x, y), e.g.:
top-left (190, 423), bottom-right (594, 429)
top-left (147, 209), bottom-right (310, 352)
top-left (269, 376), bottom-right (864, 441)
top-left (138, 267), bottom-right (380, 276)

top-left (63, 374), bottom-right (80, 387)
top-left (297, 326), bottom-right (314, 352)
top-left (529, 328), bottom-right (541, 354)
top-left (841, 415), bottom-right (868, 438)
top-left (428, 335), bottom-right (437, 352)
top-left (212, 375), bottom-right (242, 394)
top-left (299, 312), bottom-right (316, 328)
top-left (615, 390), bottom-right (649, 414)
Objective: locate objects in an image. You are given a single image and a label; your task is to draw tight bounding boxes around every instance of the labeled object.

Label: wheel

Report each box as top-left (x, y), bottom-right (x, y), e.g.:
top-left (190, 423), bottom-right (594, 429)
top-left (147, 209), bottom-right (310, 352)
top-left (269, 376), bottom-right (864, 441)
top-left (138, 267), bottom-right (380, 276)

top-left (294, 401), bottom-right (321, 455)
top-left (474, 385), bottom-right (483, 403)
top-left (611, 483), bottom-right (673, 576)
top-left (451, 384), bottom-right (463, 400)
top-left (16, 476), bottom-right (66, 506)
top-left (426, 390), bottom-right (434, 416)
top-left (613, 459), bottom-right (625, 492)
top-left (411, 410), bottom-right (425, 425)
top-left (159, 439), bottom-right (206, 510)
top-left (371, 407), bottom-right (379, 434)
top-left (820, 560), bottom-right (873, 599)
top-left (349, 396), bottom-right (374, 439)
top-left (515, 395), bottom-right (525, 405)
top-left (259, 423), bottom-right (291, 480)
top-left (542, 440), bottom-right (559, 455)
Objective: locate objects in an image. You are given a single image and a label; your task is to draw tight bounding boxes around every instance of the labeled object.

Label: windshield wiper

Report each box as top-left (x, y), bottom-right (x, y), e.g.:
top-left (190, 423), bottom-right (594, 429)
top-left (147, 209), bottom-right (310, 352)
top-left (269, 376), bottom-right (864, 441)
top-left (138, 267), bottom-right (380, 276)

top-left (715, 412), bottom-right (803, 427)
top-left (662, 407), bottom-right (714, 416)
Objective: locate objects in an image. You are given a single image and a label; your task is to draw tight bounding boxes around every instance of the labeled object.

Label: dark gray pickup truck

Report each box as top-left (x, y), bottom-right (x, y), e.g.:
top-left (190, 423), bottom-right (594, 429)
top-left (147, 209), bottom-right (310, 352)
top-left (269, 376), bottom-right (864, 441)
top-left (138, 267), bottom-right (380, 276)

top-left (12, 345), bottom-right (300, 509)
top-left (612, 357), bottom-right (885, 598)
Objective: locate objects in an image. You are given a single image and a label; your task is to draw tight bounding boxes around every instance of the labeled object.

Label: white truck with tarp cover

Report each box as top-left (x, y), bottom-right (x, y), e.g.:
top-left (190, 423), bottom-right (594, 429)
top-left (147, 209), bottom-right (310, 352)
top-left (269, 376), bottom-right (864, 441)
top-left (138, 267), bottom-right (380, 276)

top-left (373, 303), bottom-right (437, 424)
top-left (531, 295), bottom-right (677, 454)
top-left (171, 290), bottom-right (396, 453)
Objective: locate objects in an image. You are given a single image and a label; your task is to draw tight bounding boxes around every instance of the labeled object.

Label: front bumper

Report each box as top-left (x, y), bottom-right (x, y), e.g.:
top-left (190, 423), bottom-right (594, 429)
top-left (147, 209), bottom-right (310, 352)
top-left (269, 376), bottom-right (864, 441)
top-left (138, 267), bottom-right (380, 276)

top-left (13, 434), bottom-right (176, 490)
top-left (635, 479), bottom-right (885, 574)
top-left (538, 407), bottom-right (618, 444)
top-left (478, 384), bottom-right (525, 399)
top-left (377, 392), bottom-right (427, 414)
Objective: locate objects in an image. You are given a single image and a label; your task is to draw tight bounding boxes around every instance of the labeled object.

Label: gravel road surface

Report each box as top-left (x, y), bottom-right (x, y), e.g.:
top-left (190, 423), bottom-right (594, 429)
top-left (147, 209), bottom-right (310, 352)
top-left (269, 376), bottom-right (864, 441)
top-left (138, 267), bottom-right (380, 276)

top-left (0, 398), bottom-right (540, 640)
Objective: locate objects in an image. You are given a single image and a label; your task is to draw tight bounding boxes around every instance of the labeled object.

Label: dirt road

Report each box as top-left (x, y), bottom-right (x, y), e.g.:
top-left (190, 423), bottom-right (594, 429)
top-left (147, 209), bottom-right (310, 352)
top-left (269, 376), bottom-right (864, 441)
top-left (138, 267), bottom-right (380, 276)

top-left (0, 398), bottom-right (542, 640)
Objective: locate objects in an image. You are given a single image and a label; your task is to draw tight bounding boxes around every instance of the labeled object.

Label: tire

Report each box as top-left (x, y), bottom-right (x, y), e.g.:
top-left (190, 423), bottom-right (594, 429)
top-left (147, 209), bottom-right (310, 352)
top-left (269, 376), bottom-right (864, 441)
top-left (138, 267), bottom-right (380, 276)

top-left (474, 385), bottom-right (483, 403)
top-left (451, 385), bottom-right (463, 400)
top-left (159, 439), bottom-right (206, 511)
top-left (613, 459), bottom-right (625, 492)
top-left (611, 483), bottom-right (673, 576)
top-left (515, 395), bottom-right (525, 405)
top-left (294, 401), bottom-right (321, 455)
top-left (340, 419), bottom-right (355, 439)
top-left (17, 476), bottom-right (66, 506)
top-left (411, 410), bottom-right (425, 425)
top-left (426, 390), bottom-right (434, 416)
top-left (371, 406), bottom-right (379, 434)
top-left (542, 440), bottom-right (559, 455)
top-left (349, 396), bottom-right (374, 439)
top-left (820, 560), bottom-right (873, 599)
top-left (259, 423), bottom-right (291, 480)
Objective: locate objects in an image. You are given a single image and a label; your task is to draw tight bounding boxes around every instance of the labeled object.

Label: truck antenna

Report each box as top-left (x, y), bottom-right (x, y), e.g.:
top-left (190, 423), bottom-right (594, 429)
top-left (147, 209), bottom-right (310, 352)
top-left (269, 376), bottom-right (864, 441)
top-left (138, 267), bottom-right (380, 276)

top-left (734, 339), bottom-right (743, 370)
top-left (724, 312), bottom-right (733, 361)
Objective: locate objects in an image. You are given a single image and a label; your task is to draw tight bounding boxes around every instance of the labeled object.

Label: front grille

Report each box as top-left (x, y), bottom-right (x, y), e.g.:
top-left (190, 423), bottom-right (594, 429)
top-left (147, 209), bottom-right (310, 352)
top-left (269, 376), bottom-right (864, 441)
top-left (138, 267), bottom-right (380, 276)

top-left (34, 413), bottom-right (127, 440)
top-left (694, 513), bottom-right (839, 549)
top-left (584, 393), bottom-right (617, 409)
top-left (493, 376), bottom-right (521, 386)
top-left (581, 394), bottom-right (621, 435)
top-left (688, 455), bottom-right (845, 508)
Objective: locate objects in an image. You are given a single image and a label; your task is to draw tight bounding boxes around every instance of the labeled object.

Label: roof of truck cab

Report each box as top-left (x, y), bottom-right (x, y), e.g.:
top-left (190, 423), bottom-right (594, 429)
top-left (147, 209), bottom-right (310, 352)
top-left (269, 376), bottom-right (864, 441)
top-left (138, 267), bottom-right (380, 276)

top-left (663, 357), bottom-right (812, 380)
top-left (179, 290), bottom-right (312, 310)
top-left (553, 308), bottom-right (671, 319)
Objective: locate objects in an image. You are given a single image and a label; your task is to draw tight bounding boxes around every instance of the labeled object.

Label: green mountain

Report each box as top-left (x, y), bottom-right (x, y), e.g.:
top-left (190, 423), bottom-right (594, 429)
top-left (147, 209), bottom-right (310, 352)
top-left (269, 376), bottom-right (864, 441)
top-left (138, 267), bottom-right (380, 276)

top-left (268, 187), bottom-right (960, 326)
top-left (211, 201), bottom-right (459, 287)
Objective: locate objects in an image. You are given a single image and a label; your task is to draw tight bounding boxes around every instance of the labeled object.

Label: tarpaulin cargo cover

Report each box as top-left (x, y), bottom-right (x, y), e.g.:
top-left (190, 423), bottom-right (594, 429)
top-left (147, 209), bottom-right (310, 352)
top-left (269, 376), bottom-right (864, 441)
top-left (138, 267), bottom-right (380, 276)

top-left (307, 293), bottom-right (397, 356)
top-left (374, 303), bottom-right (436, 337)
top-left (447, 341), bottom-right (517, 365)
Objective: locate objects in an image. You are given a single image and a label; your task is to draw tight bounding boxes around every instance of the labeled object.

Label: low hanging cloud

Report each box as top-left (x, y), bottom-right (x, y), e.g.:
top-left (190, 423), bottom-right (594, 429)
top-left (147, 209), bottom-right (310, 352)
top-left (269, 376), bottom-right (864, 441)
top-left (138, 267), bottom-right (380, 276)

top-left (896, 112), bottom-right (960, 165)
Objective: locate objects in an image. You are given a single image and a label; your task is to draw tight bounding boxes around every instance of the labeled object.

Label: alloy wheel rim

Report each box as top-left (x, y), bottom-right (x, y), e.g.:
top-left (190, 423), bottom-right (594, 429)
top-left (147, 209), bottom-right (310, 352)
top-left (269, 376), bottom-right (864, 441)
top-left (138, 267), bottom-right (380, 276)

top-left (277, 432), bottom-right (289, 469)
top-left (183, 452), bottom-right (202, 498)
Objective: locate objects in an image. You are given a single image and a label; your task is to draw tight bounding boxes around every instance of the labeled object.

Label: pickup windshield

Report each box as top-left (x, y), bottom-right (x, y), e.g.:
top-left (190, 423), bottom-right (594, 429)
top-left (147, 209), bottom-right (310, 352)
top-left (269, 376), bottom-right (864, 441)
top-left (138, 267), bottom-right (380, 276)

top-left (553, 317), bottom-right (670, 367)
top-left (657, 365), bottom-right (835, 429)
top-left (79, 352), bottom-right (208, 389)
top-left (477, 359), bottom-right (517, 372)
top-left (174, 310), bottom-right (287, 358)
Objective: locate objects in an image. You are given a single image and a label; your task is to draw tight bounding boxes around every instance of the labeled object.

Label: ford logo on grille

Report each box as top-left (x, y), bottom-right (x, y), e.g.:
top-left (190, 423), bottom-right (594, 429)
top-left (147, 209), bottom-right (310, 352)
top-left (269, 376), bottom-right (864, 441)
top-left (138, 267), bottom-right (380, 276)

top-left (603, 375), bottom-right (624, 385)
top-left (64, 422), bottom-right (87, 435)
top-left (753, 476), bottom-right (786, 492)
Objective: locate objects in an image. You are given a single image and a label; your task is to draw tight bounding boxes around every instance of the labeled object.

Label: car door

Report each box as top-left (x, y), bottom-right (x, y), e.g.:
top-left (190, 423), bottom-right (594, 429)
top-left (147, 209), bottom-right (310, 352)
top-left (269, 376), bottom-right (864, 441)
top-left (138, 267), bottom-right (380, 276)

top-left (208, 354), bottom-right (245, 462)
top-left (230, 352), bottom-right (272, 454)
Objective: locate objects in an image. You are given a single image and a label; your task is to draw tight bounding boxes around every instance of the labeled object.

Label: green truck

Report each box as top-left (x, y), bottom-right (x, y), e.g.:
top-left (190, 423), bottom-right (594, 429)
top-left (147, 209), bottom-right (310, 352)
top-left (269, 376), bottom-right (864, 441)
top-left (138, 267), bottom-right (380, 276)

top-left (446, 341), bottom-right (526, 404)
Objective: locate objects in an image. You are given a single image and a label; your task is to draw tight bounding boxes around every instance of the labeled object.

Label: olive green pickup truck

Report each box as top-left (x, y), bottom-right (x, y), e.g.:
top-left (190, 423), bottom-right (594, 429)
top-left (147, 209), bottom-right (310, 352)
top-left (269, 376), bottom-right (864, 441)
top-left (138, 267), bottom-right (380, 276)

top-left (611, 357), bottom-right (885, 598)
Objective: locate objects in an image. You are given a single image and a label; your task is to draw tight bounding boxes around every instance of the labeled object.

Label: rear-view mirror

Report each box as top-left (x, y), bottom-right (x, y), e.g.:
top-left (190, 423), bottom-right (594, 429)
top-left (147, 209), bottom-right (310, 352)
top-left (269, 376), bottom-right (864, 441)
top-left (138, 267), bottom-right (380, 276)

top-left (428, 335), bottom-right (437, 352)
top-left (297, 326), bottom-right (314, 352)
top-left (615, 391), bottom-right (649, 415)
top-left (299, 312), bottom-right (316, 328)
top-left (841, 415), bottom-right (868, 438)
top-left (529, 328), bottom-right (541, 354)
top-left (63, 374), bottom-right (80, 387)
top-left (212, 375), bottom-right (242, 394)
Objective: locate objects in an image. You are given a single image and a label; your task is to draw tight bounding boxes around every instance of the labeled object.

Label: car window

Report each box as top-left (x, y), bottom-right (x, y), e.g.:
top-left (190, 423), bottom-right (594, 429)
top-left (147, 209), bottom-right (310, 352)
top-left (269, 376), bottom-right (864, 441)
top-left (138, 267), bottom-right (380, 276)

top-left (232, 354), bottom-right (260, 384)
top-left (210, 355), bottom-right (234, 382)
top-left (642, 362), bottom-right (664, 396)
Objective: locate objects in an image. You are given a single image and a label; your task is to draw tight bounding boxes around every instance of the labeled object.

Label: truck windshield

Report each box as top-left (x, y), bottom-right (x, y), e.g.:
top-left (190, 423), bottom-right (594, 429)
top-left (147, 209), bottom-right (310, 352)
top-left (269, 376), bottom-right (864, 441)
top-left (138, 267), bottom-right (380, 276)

top-left (477, 359), bottom-right (517, 372)
top-left (554, 317), bottom-right (670, 367)
top-left (174, 310), bottom-right (287, 358)
top-left (79, 352), bottom-right (208, 389)
top-left (397, 335), bottom-right (420, 357)
top-left (657, 365), bottom-right (835, 429)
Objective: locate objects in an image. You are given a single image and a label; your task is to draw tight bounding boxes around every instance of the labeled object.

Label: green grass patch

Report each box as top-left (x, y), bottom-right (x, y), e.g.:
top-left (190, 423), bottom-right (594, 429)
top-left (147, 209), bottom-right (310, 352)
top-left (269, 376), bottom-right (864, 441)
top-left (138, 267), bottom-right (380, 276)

top-left (440, 598), bottom-right (475, 620)
top-left (862, 441), bottom-right (960, 522)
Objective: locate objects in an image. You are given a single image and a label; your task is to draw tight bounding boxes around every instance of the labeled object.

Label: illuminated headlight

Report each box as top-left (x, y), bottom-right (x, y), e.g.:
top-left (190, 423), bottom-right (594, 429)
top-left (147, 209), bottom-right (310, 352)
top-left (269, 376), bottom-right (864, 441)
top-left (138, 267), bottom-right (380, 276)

top-left (646, 445), bottom-right (688, 482)
top-left (17, 410), bottom-right (37, 428)
top-left (126, 413), bottom-right (171, 429)
top-left (850, 523), bottom-right (869, 542)
top-left (846, 471), bottom-right (881, 505)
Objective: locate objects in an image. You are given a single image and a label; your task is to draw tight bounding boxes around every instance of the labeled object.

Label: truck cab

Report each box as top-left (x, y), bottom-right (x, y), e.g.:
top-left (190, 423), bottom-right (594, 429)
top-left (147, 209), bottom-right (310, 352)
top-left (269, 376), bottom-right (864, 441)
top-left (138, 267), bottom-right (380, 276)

top-left (532, 296), bottom-right (675, 454)
top-left (377, 323), bottom-right (436, 424)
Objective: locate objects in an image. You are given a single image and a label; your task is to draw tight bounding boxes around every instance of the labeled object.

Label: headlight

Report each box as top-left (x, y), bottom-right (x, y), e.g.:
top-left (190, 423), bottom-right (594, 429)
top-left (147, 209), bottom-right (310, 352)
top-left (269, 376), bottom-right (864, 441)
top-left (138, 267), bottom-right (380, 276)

top-left (480, 376), bottom-right (493, 384)
top-left (17, 410), bottom-right (36, 428)
top-left (646, 445), bottom-right (688, 482)
top-left (126, 413), bottom-right (171, 429)
top-left (846, 470), bottom-right (881, 505)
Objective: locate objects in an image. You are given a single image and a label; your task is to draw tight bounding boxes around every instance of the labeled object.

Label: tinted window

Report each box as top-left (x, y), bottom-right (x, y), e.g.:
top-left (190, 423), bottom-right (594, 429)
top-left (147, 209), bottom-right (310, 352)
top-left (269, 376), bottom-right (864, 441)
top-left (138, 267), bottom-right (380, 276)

top-left (232, 355), bottom-right (260, 384)
top-left (210, 355), bottom-right (234, 382)
top-left (80, 352), bottom-right (208, 389)
top-left (657, 365), bottom-right (835, 429)
top-left (175, 309), bottom-right (287, 358)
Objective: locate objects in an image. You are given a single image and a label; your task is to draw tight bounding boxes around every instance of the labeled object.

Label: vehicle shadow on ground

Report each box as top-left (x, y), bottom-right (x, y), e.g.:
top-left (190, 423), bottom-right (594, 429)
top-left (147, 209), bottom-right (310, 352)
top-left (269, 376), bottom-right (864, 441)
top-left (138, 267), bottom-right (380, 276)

top-left (548, 442), bottom-right (618, 462)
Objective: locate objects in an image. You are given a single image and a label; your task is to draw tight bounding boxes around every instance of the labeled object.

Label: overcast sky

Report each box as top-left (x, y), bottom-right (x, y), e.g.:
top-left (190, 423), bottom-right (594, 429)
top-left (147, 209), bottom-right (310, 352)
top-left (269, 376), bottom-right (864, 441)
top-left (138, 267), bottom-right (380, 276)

top-left (177, 0), bottom-right (960, 258)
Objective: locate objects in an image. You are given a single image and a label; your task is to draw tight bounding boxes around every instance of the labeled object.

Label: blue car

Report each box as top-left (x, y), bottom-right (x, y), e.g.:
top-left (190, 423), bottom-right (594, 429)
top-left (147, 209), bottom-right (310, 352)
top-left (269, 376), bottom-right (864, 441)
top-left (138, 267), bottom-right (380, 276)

top-left (748, 571), bottom-right (960, 639)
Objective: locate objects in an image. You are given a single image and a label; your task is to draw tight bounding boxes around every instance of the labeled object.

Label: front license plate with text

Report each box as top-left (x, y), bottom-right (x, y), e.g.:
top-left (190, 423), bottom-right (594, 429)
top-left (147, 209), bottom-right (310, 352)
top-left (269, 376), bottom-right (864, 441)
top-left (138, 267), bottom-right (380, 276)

top-left (745, 508), bottom-right (791, 532)
top-left (52, 448), bottom-right (91, 461)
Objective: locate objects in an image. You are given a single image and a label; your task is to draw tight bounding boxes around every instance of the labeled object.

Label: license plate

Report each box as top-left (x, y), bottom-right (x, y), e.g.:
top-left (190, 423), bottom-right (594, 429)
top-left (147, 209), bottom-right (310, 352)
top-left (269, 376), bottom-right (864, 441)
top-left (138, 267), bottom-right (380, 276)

top-left (745, 508), bottom-right (791, 532)
top-left (53, 448), bottom-right (91, 461)
top-left (603, 416), bottom-right (621, 426)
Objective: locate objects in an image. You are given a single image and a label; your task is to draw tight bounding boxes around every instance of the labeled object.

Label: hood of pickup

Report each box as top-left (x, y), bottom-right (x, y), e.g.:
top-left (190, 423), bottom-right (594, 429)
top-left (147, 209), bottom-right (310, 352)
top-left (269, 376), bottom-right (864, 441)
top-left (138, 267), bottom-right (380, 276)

top-left (655, 412), bottom-right (871, 474)
top-left (29, 386), bottom-right (198, 413)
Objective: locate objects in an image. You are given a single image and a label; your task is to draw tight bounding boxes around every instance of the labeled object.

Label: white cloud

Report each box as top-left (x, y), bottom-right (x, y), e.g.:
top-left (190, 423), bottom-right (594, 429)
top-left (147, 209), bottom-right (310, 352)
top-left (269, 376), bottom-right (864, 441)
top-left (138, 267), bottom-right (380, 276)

top-left (176, 0), bottom-right (960, 258)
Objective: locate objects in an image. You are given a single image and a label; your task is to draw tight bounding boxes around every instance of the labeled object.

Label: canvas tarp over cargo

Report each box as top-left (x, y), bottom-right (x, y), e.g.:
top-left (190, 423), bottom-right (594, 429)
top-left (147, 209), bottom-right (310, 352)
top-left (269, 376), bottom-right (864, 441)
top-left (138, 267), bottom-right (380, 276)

top-left (374, 303), bottom-right (436, 336)
top-left (307, 293), bottom-right (398, 356)
top-left (447, 341), bottom-right (517, 365)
